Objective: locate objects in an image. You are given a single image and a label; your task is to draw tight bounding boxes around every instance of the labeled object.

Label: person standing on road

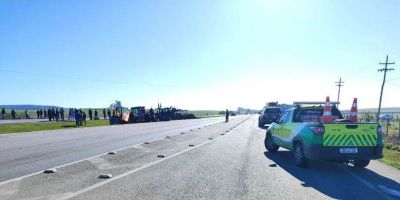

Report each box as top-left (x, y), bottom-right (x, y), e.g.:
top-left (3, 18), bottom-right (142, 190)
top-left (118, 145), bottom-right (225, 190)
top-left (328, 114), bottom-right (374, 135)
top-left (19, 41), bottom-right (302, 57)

top-left (74, 109), bottom-right (80, 127)
top-left (53, 108), bottom-right (56, 121)
top-left (149, 107), bottom-right (154, 121)
top-left (55, 108), bottom-right (59, 121)
top-left (48, 108), bottom-right (52, 121)
top-left (88, 108), bottom-right (93, 120)
top-left (82, 111), bottom-right (87, 126)
top-left (107, 109), bottom-right (111, 119)
top-left (52, 108), bottom-right (56, 121)
top-left (68, 108), bottom-right (72, 121)
top-left (225, 109), bottom-right (229, 122)
top-left (1, 108), bottom-right (5, 120)
top-left (103, 109), bottom-right (106, 119)
top-left (72, 109), bottom-right (76, 121)
top-left (11, 109), bottom-right (16, 119)
top-left (60, 108), bottom-right (64, 121)
top-left (25, 109), bottom-right (29, 119)
top-left (36, 110), bottom-right (40, 119)
top-left (79, 109), bottom-right (84, 125)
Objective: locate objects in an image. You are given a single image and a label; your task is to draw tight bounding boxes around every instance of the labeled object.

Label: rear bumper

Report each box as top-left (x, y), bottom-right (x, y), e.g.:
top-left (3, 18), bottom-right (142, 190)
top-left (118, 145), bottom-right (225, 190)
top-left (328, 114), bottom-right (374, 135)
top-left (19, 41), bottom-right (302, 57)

top-left (304, 144), bottom-right (383, 161)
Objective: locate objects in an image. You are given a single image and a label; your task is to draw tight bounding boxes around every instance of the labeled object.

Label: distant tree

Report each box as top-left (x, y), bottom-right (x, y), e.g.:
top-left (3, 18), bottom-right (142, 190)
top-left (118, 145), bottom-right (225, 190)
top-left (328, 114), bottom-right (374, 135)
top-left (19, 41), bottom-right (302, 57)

top-left (110, 100), bottom-right (122, 109)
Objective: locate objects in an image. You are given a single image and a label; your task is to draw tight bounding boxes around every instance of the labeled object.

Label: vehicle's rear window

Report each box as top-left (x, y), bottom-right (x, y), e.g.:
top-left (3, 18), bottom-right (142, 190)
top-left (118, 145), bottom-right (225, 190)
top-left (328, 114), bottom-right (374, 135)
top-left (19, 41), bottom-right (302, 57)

top-left (264, 108), bottom-right (280, 115)
top-left (293, 107), bottom-right (343, 123)
top-left (293, 109), bottom-right (322, 122)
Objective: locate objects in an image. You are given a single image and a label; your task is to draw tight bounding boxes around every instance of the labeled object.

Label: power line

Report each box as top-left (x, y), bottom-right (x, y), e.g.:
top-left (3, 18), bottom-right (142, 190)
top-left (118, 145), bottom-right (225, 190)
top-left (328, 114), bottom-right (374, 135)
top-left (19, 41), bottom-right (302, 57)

top-left (335, 77), bottom-right (344, 108)
top-left (377, 55), bottom-right (395, 122)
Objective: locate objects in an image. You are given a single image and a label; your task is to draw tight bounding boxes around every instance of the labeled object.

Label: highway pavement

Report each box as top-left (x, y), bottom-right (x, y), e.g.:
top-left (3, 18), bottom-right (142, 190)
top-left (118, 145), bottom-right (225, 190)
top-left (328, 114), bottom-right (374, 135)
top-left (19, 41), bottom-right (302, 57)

top-left (0, 116), bottom-right (399, 200)
top-left (0, 117), bottom-right (227, 182)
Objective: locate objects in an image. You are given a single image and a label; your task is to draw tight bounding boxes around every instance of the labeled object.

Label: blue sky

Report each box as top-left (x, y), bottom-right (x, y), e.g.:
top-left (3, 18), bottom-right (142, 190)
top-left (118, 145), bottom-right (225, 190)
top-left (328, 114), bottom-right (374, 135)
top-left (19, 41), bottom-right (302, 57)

top-left (1, 0), bottom-right (399, 110)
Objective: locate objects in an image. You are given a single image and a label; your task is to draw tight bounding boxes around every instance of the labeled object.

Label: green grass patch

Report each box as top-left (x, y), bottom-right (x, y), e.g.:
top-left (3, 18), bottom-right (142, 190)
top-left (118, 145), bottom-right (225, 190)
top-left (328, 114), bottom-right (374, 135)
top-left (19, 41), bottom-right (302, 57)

top-left (0, 120), bottom-right (109, 134)
top-left (380, 148), bottom-right (400, 170)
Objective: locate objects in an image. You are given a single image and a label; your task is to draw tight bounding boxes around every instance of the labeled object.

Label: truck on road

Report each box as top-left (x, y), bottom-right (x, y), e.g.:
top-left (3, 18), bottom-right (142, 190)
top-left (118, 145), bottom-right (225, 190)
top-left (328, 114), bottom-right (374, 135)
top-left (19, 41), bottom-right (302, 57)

top-left (258, 102), bottom-right (281, 128)
top-left (265, 97), bottom-right (383, 168)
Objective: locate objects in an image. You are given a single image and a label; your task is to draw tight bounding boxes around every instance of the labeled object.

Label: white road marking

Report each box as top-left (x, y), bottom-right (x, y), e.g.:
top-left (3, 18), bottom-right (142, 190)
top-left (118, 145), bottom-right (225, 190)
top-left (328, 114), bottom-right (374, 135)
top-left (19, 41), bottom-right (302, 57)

top-left (0, 117), bottom-right (249, 200)
top-left (0, 117), bottom-right (246, 187)
top-left (0, 135), bottom-right (167, 186)
top-left (58, 121), bottom-right (245, 200)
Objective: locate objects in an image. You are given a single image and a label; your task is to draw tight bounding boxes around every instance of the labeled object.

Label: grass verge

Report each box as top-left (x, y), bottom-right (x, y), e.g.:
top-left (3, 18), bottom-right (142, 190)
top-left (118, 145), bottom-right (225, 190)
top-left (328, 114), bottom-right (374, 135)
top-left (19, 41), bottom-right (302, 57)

top-left (189, 110), bottom-right (223, 118)
top-left (0, 120), bottom-right (109, 134)
top-left (380, 148), bottom-right (400, 170)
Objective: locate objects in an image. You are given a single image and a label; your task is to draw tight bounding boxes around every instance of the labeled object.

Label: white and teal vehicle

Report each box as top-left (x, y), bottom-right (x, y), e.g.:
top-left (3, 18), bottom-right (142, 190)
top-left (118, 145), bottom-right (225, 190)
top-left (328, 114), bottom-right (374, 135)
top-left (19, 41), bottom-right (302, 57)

top-left (265, 102), bottom-right (383, 168)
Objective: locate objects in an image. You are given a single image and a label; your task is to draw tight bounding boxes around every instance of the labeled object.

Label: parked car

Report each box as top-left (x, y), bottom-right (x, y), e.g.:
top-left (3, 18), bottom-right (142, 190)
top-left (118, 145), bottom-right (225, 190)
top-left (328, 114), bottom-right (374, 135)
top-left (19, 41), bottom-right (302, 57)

top-left (258, 107), bottom-right (281, 127)
top-left (265, 98), bottom-right (383, 168)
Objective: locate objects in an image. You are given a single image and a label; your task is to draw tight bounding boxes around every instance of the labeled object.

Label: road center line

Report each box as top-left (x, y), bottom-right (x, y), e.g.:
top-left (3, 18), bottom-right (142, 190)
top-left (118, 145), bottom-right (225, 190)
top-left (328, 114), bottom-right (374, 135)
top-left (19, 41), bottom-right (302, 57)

top-left (0, 118), bottom-right (244, 186)
top-left (59, 118), bottom-right (250, 200)
top-left (0, 122), bottom-right (207, 187)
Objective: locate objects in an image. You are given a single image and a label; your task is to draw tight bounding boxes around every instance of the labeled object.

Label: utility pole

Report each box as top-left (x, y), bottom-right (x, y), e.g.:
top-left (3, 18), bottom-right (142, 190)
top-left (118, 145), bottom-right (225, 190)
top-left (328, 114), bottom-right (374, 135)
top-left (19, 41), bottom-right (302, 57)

top-left (335, 77), bottom-right (344, 108)
top-left (377, 55), bottom-right (395, 123)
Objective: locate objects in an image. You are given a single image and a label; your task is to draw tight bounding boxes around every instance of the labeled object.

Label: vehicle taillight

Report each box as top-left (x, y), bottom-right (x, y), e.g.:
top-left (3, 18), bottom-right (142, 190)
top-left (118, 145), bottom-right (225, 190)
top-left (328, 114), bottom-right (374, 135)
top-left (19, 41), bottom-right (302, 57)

top-left (377, 125), bottom-right (383, 135)
top-left (310, 126), bottom-right (325, 135)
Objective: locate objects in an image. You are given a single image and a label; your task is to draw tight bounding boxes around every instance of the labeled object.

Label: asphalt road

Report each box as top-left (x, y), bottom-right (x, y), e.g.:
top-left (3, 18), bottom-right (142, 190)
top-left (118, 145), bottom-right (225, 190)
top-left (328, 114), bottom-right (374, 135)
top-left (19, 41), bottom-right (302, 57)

top-left (0, 116), bottom-right (399, 200)
top-left (0, 117), bottom-right (227, 182)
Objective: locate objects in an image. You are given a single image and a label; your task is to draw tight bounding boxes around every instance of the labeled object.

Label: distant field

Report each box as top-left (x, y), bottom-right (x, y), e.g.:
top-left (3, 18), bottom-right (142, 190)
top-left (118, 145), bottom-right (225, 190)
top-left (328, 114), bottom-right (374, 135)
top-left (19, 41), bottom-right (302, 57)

top-left (359, 107), bottom-right (400, 113)
top-left (342, 107), bottom-right (400, 116)
top-left (0, 109), bottom-right (223, 134)
top-left (188, 110), bottom-right (223, 118)
top-left (0, 120), bottom-right (109, 134)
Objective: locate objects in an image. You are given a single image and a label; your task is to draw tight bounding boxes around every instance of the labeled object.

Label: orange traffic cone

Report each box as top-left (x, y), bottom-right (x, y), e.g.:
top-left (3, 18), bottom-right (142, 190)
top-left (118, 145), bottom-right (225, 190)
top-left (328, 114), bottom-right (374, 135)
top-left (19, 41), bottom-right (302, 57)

top-left (349, 98), bottom-right (358, 122)
top-left (322, 96), bottom-right (333, 123)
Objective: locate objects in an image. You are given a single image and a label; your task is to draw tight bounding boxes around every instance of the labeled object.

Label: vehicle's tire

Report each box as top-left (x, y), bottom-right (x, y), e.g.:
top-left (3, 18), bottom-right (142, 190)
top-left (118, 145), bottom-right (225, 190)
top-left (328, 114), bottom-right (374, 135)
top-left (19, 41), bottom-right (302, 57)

top-left (109, 116), bottom-right (122, 125)
top-left (294, 142), bottom-right (307, 167)
top-left (265, 133), bottom-right (279, 152)
top-left (352, 160), bottom-right (370, 168)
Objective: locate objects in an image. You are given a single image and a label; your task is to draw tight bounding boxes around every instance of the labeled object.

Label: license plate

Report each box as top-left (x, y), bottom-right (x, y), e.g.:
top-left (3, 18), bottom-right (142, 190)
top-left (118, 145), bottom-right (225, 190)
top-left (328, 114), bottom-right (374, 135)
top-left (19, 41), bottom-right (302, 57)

top-left (339, 147), bottom-right (358, 154)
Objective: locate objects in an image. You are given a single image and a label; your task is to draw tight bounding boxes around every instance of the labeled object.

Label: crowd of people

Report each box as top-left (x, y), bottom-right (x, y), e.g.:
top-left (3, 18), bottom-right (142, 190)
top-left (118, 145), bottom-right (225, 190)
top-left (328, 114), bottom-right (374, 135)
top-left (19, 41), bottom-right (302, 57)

top-left (1, 108), bottom-right (112, 127)
top-left (35, 108), bottom-right (65, 121)
top-left (2, 108), bottom-right (17, 120)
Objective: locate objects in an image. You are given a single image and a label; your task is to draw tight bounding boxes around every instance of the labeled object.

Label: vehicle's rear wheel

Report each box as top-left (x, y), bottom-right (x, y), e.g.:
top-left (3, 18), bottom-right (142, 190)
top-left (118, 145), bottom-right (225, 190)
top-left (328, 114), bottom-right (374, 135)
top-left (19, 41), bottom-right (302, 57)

top-left (352, 160), bottom-right (370, 168)
top-left (294, 142), bottom-right (307, 167)
top-left (265, 133), bottom-right (279, 152)
top-left (109, 116), bottom-right (122, 125)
